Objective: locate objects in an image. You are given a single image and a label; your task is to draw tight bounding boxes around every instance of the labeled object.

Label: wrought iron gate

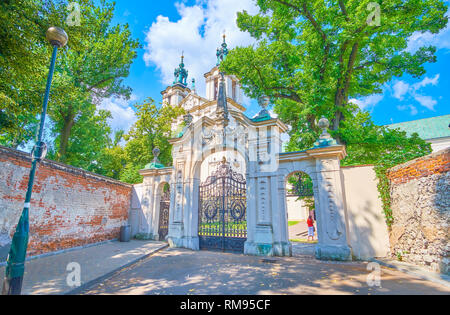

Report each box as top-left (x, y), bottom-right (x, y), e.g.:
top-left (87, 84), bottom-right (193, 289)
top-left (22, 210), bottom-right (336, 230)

top-left (158, 187), bottom-right (170, 241)
top-left (198, 160), bottom-right (247, 252)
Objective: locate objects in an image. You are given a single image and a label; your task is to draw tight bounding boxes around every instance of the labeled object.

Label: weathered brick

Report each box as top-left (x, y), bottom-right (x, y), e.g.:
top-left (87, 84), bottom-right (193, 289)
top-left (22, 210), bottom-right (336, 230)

top-left (0, 145), bottom-right (132, 259)
top-left (387, 148), bottom-right (449, 275)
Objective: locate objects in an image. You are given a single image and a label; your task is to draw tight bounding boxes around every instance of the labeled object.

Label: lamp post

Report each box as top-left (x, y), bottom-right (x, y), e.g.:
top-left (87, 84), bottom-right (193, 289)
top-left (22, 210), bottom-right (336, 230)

top-left (2, 27), bottom-right (68, 295)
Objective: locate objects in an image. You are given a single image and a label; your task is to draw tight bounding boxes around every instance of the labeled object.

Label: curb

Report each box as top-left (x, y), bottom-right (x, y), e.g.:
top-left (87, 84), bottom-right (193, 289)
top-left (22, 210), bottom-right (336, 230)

top-left (65, 244), bottom-right (169, 295)
top-left (370, 258), bottom-right (450, 289)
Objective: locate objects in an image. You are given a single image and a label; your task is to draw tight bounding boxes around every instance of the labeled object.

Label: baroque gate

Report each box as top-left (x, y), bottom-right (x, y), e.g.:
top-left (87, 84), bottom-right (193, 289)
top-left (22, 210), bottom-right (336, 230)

top-left (158, 185), bottom-right (170, 241)
top-left (198, 160), bottom-right (247, 252)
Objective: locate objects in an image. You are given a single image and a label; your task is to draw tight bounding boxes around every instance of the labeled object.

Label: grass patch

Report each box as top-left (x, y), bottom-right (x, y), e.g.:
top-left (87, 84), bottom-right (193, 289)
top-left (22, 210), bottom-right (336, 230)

top-left (290, 239), bottom-right (318, 244)
top-left (288, 221), bottom-right (301, 226)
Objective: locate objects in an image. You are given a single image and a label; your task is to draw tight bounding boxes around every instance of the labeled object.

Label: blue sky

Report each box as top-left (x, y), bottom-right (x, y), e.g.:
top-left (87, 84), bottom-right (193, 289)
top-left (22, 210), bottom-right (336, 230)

top-left (100, 0), bottom-right (450, 133)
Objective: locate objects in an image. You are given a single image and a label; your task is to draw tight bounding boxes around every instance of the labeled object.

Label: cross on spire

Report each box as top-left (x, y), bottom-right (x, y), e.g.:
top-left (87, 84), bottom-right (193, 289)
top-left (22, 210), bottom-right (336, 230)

top-left (216, 32), bottom-right (229, 66)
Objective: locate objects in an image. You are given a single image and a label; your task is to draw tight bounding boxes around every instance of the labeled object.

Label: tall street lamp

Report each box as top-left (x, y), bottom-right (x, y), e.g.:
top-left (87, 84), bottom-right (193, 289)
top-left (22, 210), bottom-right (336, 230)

top-left (1, 27), bottom-right (68, 295)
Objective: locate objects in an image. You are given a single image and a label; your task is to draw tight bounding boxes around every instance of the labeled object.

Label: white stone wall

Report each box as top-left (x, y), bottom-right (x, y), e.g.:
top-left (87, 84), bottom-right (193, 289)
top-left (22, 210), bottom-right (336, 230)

top-left (286, 197), bottom-right (309, 222)
top-left (341, 165), bottom-right (390, 260)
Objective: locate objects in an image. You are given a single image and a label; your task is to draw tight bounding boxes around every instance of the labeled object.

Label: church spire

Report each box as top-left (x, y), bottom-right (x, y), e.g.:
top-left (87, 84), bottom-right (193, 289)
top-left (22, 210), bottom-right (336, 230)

top-left (173, 53), bottom-right (188, 86)
top-left (216, 72), bottom-right (229, 126)
top-left (216, 33), bottom-right (229, 66)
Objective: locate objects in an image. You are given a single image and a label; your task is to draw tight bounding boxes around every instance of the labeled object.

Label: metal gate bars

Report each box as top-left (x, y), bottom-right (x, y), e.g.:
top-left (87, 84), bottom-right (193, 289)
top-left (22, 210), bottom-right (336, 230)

top-left (198, 160), bottom-right (247, 252)
top-left (158, 187), bottom-right (170, 241)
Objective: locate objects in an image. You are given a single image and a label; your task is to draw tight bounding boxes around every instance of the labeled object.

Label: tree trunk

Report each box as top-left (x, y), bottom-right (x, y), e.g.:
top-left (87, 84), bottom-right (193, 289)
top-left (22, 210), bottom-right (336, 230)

top-left (332, 42), bottom-right (359, 145)
top-left (58, 114), bottom-right (75, 162)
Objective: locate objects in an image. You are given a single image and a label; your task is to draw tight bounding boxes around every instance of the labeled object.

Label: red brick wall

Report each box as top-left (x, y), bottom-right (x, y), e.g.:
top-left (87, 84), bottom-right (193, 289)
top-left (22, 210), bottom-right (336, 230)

top-left (387, 149), bottom-right (450, 184)
top-left (0, 146), bottom-right (132, 258)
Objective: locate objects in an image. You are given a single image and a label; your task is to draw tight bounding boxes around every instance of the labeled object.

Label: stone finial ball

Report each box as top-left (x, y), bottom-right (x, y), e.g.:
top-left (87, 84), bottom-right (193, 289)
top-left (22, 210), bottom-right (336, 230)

top-left (46, 27), bottom-right (68, 47)
top-left (318, 117), bottom-right (330, 129)
top-left (152, 147), bottom-right (160, 157)
top-left (258, 96), bottom-right (270, 109)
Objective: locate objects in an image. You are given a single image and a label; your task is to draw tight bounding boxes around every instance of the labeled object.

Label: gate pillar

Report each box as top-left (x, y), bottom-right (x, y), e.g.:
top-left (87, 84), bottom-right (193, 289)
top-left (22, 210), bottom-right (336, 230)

top-left (138, 166), bottom-right (173, 240)
top-left (313, 153), bottom-right (352, 261)
top-left (244, 172), bottom-right (291, 257)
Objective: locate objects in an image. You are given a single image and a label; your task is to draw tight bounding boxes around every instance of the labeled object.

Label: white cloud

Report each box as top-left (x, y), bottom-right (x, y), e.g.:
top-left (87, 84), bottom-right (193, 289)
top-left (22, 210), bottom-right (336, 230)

top-left (406, 8), bottom-right (450, 53)
top-left (412, 94), bottom-right (437, 111)
top-left (397, 104), bottom-right (418, 116)
top-left (412, 74), bottom-right (440, 90)
top-left (392, 81), bottom-right (410, 100)
top-left (98, 95), bottom-right (138, 132)
top-left (349, 94), bottom-right (384, 110)
top-left (143, 0), bottom-right (259, 98)
top-left (391, 74), bottom-right (440, 111)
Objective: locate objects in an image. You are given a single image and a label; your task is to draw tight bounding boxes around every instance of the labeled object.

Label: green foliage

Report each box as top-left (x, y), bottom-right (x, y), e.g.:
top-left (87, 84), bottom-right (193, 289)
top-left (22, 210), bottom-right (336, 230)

top-left (221, 0), bottom-right (440, 225)
top-left (119, 163), bottom-right (144, 185)
top-left (0, 0), bottom-right (52, 140)
top-left (221, 0), bottom-right (448, 149)
top-left (339, 107), bottom-right (431, 226)
top-left (287, 172), bottom-right (315, 211)
top-left (47, 0), bottom-right (140, 162)
top-left (112, 98), bottom-right (184, 184)
top-left (287, 172), bottom-right (313, 196)
top-left (0, 0), bottom-right (140, 166)
top-left (302, 197), bottom-right (315, 212)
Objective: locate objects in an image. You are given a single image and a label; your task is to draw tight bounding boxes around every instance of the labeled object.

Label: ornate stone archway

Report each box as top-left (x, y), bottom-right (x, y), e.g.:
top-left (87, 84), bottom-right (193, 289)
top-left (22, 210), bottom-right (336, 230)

top-left (136, 43), bottom-right (353, 260)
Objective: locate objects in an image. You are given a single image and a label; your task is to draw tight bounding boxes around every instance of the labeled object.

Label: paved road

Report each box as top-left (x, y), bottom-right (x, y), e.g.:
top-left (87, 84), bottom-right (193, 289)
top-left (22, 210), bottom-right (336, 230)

top-left (79, 247), bottom-right (450, 295)
top-left (0, 240), bottom-right (167, 295)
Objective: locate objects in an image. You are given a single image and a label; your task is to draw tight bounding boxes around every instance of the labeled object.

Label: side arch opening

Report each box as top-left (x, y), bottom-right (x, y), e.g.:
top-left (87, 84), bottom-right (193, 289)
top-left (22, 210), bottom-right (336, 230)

top-left (285, 171), bottom-right (318, 254)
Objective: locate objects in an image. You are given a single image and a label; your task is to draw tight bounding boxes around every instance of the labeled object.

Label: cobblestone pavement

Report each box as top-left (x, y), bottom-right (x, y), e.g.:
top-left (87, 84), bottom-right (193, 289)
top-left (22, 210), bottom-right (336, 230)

top-left (79, 247), bottom-right (450, 295)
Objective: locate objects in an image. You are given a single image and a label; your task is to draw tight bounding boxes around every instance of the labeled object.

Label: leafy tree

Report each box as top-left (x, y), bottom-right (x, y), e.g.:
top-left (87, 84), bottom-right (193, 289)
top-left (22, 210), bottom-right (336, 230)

top-left (339, 106), bottom-right (432, 166)
top-left (0, 0), bottom-right (50, 137)
top-left (287, 172), bottom-right (315, 211)
top-left (339, 106), bottom-right (432, 225)
top-left (119, 98), bottom-right (185, 184)
top-left (90, 130), bottom-right (127, 180)
top-left (0, 0), bottom-right (101, 146)
top-left (0, 0), bottom-right (140, 165)
top-left (47, 0), bottom-right (140, 162)
top-left (47, 107), bottom-right (113, 169)
top-left (221, 0), bottom-right (448, 148)
top-left (221, 0), bottom-right (443, 225)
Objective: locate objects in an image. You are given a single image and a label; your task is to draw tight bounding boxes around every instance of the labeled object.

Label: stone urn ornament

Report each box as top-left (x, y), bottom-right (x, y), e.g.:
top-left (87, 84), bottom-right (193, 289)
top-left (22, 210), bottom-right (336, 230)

top-left (314, 116), bottom-right (336, 148)
top-left (254, 95), bottom-right (271, 121)
top-left (145, 147), bottom-right (165, 169)
top-left (153, 147), bottom-right (161, 162)
top-left (258, 95), bottom-right (270, 110)
top-left (318, 116), bottom-right (331, 139)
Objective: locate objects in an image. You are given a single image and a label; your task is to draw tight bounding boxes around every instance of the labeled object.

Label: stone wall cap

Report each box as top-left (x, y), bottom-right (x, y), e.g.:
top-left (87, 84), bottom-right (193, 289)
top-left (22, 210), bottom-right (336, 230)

top-left (388, 147), bottom-right (450, 173)
top-left (139, 167), bottom-right (174, 177)
top-left (0, 145), bottom-right (133, 188)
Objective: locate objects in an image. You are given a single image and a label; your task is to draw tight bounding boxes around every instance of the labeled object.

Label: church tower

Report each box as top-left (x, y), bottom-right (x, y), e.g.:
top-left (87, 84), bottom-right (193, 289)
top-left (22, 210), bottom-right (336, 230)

top-left (167, 35), bottom-right (248, 135)
top-left (204, 34), bottom-right (243, 105)
top-left (161, 54), bottom-right (191, 106)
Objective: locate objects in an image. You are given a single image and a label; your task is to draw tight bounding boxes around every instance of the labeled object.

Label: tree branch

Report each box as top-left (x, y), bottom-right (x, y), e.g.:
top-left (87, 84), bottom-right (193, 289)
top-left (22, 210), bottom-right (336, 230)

top-left (339, 0), bottom-right (350, 21)
top-left (273, 0), bottom-right (327, 41)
